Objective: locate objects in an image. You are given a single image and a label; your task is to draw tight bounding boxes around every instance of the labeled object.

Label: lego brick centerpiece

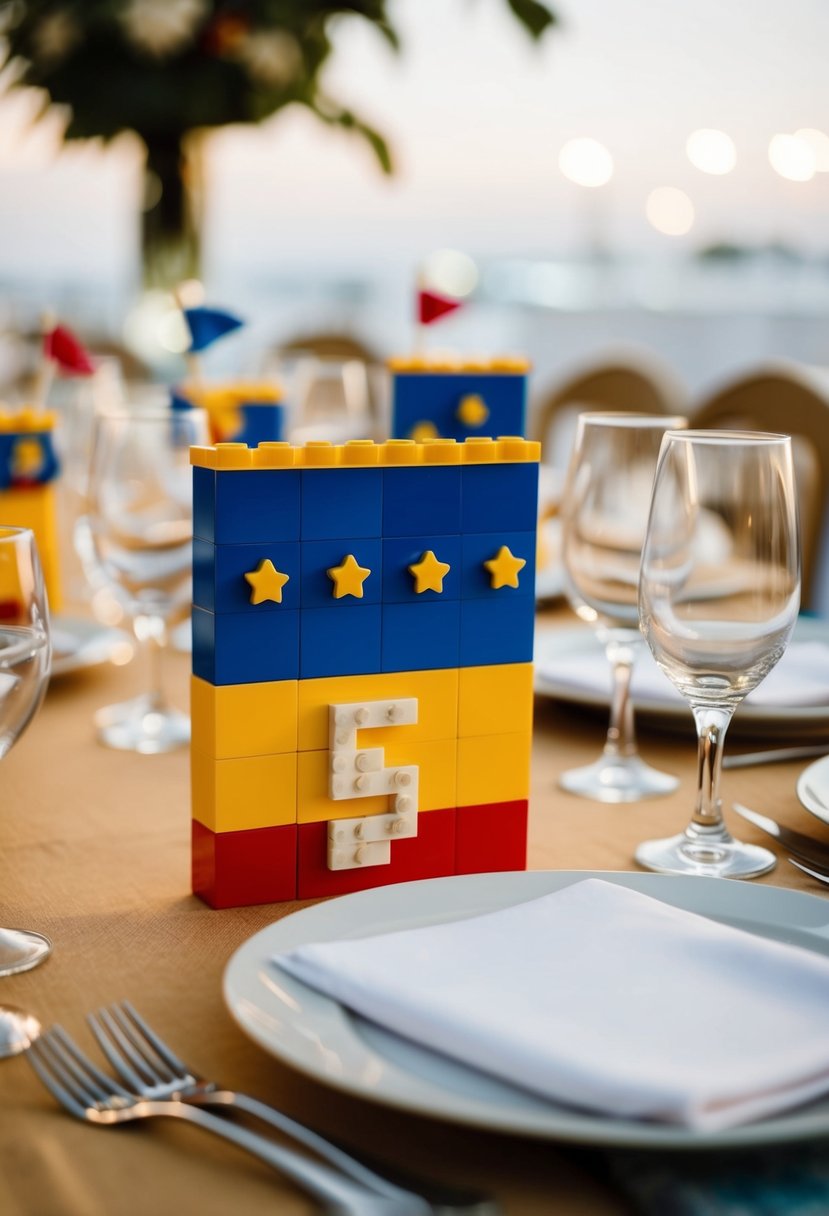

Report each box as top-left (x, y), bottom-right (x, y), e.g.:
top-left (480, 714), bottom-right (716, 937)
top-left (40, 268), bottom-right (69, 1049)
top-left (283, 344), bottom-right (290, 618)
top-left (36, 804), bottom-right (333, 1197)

top-left (190, 436), bottom-right (539, 908)
top-left (0, 408), bottom-right (61, 610)
top-left (173, 381), bottom-right (285, 447)
top-left (389, 355), bottom-right (529, 442)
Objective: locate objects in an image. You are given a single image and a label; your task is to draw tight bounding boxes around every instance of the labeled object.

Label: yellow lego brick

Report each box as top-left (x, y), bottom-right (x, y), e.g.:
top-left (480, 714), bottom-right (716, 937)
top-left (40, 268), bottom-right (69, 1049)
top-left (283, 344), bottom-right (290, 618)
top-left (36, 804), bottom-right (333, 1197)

top-left (457, 732), bottom-right (532, 807)
top-left (190, 438), bottom-right (540, 471)
top-left (191, 750), bottom-right (297, 832)
top-left (0, 485), bottom-right (61, 611)
top-left (297, 737), bottom-right (456, 824)
top-left (458, 664), bottom-right (534, 738)
top-left (297, 668), bottom-right (458, 752)
top-left (190, 676), bottom-right (297, 760)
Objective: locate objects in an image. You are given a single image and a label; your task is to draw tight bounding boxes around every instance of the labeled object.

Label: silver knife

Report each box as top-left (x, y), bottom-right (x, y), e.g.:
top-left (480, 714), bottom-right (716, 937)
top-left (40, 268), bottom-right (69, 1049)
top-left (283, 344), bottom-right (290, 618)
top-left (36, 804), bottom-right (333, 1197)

top-left (723, 745), bottom-right (829, 770)
top-left (732, 803), bottom-right (829, 870)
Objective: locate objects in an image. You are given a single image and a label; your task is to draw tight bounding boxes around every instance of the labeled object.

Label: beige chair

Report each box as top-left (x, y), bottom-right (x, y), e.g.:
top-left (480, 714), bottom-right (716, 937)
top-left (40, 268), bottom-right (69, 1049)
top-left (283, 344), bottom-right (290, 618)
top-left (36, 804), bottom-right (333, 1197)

top-left (530, 350), bottom-right (688, 469)
top-left (692, 360), bottom-right (829, 611)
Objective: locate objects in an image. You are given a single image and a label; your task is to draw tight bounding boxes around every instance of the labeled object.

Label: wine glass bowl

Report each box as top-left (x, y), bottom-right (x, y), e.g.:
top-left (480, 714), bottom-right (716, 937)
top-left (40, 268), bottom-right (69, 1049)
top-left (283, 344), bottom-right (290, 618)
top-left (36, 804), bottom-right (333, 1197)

top-left (0, 526), bottom-right (52, 976)
top-left (636, 429), bottom-right (800, 877)
top-left (559, 412), bottom-right (687, 802)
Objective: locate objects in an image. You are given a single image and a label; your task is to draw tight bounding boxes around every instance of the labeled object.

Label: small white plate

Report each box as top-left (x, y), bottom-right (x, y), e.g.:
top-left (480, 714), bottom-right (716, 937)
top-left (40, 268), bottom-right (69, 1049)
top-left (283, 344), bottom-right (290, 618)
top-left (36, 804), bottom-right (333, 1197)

top-left (534, 617), bottom-right (829, 740)
top-left (796, 754), bottom-right (829, 827)
top-left (223, 870), bottom-right (829, 1150)
top-left (50, 616), bottom-right (133, 678)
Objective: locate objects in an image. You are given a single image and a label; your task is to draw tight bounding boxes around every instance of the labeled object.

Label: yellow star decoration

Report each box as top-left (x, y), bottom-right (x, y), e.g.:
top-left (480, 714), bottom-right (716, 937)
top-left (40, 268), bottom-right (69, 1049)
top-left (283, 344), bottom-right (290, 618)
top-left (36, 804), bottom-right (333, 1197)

top-left (484, 545), bottom-right (527, 590)
top-left (327, 553), bottom-right (372, 600)
top-left (409, 420), bottom-right (439, 442)
top-left (408, 550), bottom-right (451, 594)
top-left (244, 559), bottom-right (290, 605)
top-left (456, 393), bottom-right (489, 428)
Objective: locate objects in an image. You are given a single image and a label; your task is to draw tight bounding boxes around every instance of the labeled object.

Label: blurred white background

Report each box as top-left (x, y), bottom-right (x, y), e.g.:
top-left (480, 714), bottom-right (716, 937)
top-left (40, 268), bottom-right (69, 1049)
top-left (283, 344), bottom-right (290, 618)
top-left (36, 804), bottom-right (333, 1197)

top-left (2, 0), bottom-right (829, 389)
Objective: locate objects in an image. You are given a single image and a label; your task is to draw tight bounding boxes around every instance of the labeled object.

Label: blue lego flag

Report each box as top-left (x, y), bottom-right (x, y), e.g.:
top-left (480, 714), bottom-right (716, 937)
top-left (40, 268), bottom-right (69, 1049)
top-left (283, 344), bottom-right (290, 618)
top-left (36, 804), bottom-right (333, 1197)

top-left (184, 306), bottom-right (244, 353)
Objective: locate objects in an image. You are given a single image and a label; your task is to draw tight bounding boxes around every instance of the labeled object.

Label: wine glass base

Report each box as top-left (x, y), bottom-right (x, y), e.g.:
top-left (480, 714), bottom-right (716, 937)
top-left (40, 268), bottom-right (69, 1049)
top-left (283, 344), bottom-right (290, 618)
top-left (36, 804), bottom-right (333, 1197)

top-left (0, 928), bottom-right (52, 978)
top-left (635, 832), bottom-right (777, 879)
top-left (96, 695), bottom-right (189, 754)
top-left (559, 754), bottom-right (679, 803)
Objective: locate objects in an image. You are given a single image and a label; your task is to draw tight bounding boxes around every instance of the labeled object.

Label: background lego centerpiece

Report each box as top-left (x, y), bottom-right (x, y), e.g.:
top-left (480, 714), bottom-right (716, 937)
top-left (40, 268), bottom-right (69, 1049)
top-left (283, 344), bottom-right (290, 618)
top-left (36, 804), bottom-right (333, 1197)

top-left (389, 355), bottom-right (529, 442)
top-left (190, 436), bottom-right (539, 907)
top-left (172, 381), bottom-right (285, 447)
top-left (0, 408), bottom-right (62, 611)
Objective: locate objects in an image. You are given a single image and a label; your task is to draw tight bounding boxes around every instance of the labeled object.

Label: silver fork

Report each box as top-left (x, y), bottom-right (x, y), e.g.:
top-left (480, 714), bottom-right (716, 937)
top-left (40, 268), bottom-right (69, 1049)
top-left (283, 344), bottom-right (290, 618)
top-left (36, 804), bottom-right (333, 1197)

top-left (87, 1002), bottom-right (497, 1216)
top-left (28, 1026), bottom-right (428, 1216)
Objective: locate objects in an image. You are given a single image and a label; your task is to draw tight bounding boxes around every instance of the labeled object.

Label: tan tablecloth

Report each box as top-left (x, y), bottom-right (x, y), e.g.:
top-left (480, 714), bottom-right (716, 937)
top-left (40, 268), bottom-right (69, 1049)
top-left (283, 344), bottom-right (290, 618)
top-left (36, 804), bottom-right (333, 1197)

top-left (0, 605), bottom-right (825, 1216)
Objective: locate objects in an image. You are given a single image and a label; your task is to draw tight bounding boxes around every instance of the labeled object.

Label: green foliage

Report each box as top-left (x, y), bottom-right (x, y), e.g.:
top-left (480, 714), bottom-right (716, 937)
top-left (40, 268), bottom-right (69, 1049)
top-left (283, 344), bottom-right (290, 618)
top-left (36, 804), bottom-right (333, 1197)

top-left (1, 0), bottom-right (557, 172)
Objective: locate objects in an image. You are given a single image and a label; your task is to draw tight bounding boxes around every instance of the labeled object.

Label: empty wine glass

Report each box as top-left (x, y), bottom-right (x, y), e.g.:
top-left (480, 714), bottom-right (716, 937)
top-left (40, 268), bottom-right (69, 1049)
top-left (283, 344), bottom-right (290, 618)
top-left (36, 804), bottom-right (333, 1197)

top-left (0, 526), bottom-right (52, 976)
top-left (637, 430), bottom-right (800, 877)
top-left (560, 412), bottom-right (687, 801)
top-left (86, 404), bottom-right (208, 753)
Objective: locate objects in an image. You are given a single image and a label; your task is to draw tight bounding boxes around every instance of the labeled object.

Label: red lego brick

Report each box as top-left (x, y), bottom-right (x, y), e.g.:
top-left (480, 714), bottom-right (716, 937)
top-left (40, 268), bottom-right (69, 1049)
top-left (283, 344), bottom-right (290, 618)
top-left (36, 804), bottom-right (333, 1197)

top-left (192, 819), bottom-right (297, 908)
top-left (297, 807), bottom-right (456, 899)
top-left (454, 800), bottom-right (528, 874)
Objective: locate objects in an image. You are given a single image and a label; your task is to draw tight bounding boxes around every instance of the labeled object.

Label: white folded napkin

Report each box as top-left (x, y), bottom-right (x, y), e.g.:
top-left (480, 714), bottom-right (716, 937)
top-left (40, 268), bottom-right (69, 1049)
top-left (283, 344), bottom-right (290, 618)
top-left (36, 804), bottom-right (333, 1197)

top-left (276, 879), bottom-right (829, 1130)
top-left (539, 639), bottom-right (829, 710)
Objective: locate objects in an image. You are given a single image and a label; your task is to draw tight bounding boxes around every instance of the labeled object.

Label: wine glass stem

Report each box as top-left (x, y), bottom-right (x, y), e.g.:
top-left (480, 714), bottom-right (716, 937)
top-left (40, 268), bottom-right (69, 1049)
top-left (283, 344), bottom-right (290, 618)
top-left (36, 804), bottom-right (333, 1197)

top-left (137, 614), bottom-right (168, 712)
top-left (604, 645), bottom-right (637, 760)
top-left (690, 707), bottom-right (733, 840)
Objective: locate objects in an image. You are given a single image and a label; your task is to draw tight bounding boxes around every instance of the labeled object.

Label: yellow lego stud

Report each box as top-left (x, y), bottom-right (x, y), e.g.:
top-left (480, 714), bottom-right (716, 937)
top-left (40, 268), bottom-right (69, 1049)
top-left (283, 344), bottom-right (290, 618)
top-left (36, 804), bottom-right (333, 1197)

top-left (327, 553), bottom-right (371, 599)
top-left (244, 558), bottom-right (290, 605)
top-left (410, 421), bottom-right (439, 442)
top-left (456, 394), bottom-right (489, 429)
top-left (484, 545), bottom-right (527, 590)
top-left (408, 550), bottom-right (451, 594)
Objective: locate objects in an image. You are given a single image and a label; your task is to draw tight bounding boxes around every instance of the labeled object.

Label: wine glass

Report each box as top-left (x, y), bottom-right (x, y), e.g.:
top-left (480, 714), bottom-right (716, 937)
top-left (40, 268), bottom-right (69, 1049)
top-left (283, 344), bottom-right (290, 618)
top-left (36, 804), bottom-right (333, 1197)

top-left (86, 404), bottom-right (209, 753)
top-left (0, 526), bottom-right (52, 976)
top-left (637, 430), bottom-right (800, 877)
top-left (559, 412), bottom-right (687, 801)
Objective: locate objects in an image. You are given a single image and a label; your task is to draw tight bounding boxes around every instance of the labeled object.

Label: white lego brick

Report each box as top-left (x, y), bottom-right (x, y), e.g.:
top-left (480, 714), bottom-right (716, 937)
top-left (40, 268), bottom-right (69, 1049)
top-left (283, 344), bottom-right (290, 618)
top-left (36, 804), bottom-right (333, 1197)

top-left (327, 835), bottom-right (392, 871)
top-left (329, 698), bottom-right (418, 752)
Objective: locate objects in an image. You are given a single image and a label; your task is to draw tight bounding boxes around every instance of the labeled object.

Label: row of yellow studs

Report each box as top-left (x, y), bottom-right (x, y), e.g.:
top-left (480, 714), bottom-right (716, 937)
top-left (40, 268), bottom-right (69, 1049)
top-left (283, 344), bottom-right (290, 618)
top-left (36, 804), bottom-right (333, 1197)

top-left (191, 436), bottom-right (541, 471)
top-left (386, 355), bottom-right (530, 374)
top-left (0, 408), bottom-right (57, 433)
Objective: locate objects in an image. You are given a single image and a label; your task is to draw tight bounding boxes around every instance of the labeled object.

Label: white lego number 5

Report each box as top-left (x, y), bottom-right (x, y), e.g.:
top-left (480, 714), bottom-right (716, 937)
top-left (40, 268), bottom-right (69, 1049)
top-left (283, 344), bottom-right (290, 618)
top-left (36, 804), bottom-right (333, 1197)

top-left (326, 699), bottom-right (419, 870)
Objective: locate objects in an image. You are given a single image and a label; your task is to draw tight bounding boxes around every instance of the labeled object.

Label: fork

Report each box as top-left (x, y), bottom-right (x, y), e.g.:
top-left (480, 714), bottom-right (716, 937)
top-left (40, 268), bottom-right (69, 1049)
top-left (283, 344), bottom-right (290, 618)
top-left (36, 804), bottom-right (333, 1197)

top-left (28, 1026), bottom-right (428, 1216)
top-left (87, 1002), bottom-right (497, 1216)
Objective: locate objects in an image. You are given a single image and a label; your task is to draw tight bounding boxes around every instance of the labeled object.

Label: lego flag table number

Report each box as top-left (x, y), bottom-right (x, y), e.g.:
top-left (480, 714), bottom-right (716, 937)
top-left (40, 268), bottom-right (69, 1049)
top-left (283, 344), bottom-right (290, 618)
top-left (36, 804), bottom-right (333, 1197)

top-left (389, 356), bottom-right (529, 442)
top-left (0, 409), bottom-right (62, 611)
top-left (190, 436), bottom-right (539, 907)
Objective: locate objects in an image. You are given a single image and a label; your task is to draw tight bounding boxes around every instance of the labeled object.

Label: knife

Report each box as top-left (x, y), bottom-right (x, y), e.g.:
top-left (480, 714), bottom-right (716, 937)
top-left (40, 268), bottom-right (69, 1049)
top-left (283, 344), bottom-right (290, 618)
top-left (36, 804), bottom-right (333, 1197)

top-left (722, 745), bottom-right (829, 770)
top-left (732, 803), bottom-right (829, 871)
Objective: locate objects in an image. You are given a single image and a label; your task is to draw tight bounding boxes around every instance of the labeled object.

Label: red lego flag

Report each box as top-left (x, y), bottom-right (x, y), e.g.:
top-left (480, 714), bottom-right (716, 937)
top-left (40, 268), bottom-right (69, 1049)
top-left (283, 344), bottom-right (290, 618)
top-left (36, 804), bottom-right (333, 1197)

top-left (418, 289), bottom-right (463, 326)
top-left (43, 325), bottom-right (95, 376)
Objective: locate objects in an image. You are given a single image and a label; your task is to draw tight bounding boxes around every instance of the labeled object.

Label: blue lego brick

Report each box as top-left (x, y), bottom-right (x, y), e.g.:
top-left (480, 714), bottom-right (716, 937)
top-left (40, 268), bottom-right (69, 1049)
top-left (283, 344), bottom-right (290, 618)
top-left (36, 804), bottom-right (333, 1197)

top-left (300, 538), bottom-right (382, 608)
top-left (381, 534), bottom-right (462, 603)
top-left (300, 605), bottom-right (382, 678)
top-left (236, 403), bottom-right (285, 445)
top-left (193, 467), bottom-right (301, 545)
top-left (193, 539), bottom-right (300, 614)
top-left (0, 431), bottom-right (60, 489)
top-left (461, 531), bottom-right (536, 600)
top-left (301, 468), bottom-right (382, 540)
top-left (192, 605), bottom-right (299, 685)
top-left (459, 597), bottom-right (535, 668)
top-left (461, 462), bottom-right (538, 534)
top-left (381, 601), bottom-right (460, 672)
top-left (382, 466), bottom-right (462, 538)
top-left (391, 372), bottom-right (526, 441)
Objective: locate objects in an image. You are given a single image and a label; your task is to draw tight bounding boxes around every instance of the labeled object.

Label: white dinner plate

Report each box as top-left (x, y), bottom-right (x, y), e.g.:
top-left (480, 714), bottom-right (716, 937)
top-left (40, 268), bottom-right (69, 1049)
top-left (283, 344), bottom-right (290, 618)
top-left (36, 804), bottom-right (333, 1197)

top-left (796, 754), bottom-right (829, 827)
top-left (223, 870), bottom-right (829, 1150)
top-left (534, 616), bottom-right (829, 740)
top-left (49, 615), bottom-right (133, 678)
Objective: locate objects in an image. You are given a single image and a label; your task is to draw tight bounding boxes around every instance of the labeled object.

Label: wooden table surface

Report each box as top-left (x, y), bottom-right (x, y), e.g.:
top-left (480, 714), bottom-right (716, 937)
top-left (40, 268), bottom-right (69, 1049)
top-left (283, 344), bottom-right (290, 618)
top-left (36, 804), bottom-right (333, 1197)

top-left (1, 601), bottom-right (826, 1216)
